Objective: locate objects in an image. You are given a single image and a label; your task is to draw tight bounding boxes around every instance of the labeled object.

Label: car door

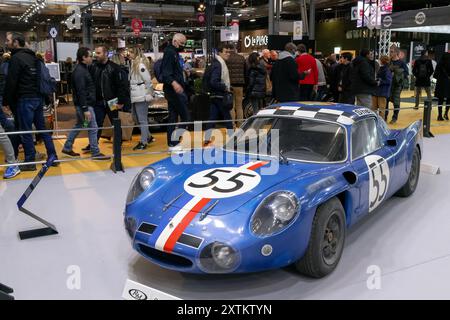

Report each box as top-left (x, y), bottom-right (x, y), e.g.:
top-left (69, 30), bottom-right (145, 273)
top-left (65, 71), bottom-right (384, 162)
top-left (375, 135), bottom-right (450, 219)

top-left (350, 116), bottom-right (395, 218)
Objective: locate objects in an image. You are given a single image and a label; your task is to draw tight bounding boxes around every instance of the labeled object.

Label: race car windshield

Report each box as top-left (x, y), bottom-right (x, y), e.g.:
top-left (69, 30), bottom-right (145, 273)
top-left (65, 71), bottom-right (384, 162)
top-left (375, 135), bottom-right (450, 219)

top-left (224, 117), bottom-right (347, 163)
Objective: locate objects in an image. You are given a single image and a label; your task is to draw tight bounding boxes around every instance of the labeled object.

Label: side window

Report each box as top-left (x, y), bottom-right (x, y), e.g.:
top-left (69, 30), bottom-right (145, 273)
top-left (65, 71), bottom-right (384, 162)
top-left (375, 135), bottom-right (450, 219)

top-left (352, 118), bottom-right (381, 159)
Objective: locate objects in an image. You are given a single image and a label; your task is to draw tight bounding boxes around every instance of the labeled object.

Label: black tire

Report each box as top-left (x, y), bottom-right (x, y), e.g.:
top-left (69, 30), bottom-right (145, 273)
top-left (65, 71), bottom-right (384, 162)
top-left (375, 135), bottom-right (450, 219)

top-left (295, 197), bottom-right (346, 278)
top-left (395, 146), bottom-right (421, 197)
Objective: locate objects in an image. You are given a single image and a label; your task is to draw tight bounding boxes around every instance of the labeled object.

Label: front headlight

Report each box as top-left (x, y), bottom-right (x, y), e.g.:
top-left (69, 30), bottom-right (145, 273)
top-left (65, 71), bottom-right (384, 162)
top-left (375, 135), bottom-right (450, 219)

top-left (199, 242), bottom-right (240, 273)
top-left (251, 191), bottom-right (299, 237)
top-left (126, 167), bottom-right (156, 204)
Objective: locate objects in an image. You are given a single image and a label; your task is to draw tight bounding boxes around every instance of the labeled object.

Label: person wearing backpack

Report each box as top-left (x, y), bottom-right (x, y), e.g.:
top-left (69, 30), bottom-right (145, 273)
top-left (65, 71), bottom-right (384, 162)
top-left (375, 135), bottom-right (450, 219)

top-left (128, 47), bottom-right (155, 150)
top-left (387, 45), bottom-right (409, 124)
top-left (412, 50), bottom-right (434, 110)
top-left (4, 32), bottom-right (57, 171)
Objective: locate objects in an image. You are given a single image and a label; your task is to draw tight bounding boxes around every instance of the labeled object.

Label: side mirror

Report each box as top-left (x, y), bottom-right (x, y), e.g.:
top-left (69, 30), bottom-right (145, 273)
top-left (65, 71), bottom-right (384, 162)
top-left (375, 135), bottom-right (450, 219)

top-left (386, 138), bottom-right (397, 147)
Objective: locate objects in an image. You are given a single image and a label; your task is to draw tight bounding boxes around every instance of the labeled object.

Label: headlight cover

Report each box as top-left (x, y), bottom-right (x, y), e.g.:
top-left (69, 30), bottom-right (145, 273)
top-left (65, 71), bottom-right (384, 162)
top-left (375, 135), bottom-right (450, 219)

top-left (251, 191), bottom-right (299, 237)
top-left (126, 168), bottom-right (156, 204)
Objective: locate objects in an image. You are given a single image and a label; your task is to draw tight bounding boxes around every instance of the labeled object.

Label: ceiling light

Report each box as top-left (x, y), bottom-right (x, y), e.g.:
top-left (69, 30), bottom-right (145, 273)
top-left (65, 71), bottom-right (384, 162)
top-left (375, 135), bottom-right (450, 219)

top-left (233, 1), bottom-right (239, 4)
top-left (250, 18), bottom-right (256, 22)
top-left (225, 13), bottom-right (231, 16)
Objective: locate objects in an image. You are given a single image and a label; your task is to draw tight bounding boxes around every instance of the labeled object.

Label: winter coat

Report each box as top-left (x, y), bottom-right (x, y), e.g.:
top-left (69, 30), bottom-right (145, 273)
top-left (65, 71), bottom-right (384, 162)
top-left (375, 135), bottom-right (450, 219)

top-left (375, 65), bottom-right (392, 98)
top-left (4, 48), bottom-right (40, 107)
top-left (71, 63), bottom-right (96, 112)
top-left (246, 64), bottom-right (267, 99)
top-left (434, 62), bottom-right (450, 99)
top-left (226, 52), bottom-right (246, 86)
top-left (295, 53), bottom-right (318, 85)
top-left (271, 51), bottom-right (306, 102)
top-left (90, 60), bottom-right (130, 107)
top-left (350, 56), bottom-right (377, 96)
top-left (161, 44), bottom-right (185, 93)
top-left (413, 57), bottom-right (434, 87)
top-left (129, 62), bottom-right (154, 104)
top-left (203, 58), bottom-right (227, 96)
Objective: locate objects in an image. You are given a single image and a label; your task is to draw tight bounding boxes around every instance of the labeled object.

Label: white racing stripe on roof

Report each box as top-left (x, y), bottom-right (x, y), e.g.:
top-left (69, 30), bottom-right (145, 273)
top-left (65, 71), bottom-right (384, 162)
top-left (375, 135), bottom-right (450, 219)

top-left (318, 108), bottom-right (344, 115)
top-left (293, 110), bottom-right (317, 118)
top-left (257, 109), bottom-right (277, 115)
top-left (278, 106), bottom-right (302, 111)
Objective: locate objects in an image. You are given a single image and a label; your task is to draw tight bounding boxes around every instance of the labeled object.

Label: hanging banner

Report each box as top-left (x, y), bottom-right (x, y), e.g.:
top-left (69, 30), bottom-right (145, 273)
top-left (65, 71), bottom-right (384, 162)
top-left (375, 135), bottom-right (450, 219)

top-left (293, 21), bottom-right (303, 40)
top-left (114, 0), bottom-right (122, 27)
top-left (152, 33), bottom-right (159, 55)
top-left (351, 6), bottom-right (358, 21)
top-left (131, 18), bottom-right (143, 37)
top-left (118, 38), bottom-right (126, 48)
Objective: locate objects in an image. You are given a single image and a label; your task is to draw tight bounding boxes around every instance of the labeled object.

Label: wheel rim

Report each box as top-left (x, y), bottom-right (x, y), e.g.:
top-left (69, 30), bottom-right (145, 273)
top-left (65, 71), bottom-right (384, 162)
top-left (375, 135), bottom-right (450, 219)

top-left (321, 213), bottom-right (344, 266)
top-left (409, 152), bottom-right (419, 190)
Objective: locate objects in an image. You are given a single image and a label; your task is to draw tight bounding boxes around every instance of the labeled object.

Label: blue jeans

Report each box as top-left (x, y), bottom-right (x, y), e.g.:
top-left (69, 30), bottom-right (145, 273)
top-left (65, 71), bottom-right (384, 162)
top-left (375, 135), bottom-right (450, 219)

top-left (165, 91), bottom-right (190, 147)
top-left (63, 106), bottom-right (100, 155)
top-left (94, 101), bottom-right (119, 141)
top-left (16, 97), bottom-right (56, 162)
top-left (207, 98), bottom-right (233, 130)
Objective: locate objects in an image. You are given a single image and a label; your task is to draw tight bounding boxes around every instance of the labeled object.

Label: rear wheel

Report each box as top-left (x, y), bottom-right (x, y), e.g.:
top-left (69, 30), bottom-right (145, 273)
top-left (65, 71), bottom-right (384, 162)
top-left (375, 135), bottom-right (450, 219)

top-left (395, 146), bottom-right (420, 197)
top-left (295, 197), bottom-right (346, 278)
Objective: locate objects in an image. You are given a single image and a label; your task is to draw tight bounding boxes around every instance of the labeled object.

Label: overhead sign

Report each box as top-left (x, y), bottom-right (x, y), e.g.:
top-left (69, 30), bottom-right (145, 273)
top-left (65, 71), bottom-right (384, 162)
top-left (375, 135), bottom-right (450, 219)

top-left (114, 0), bottom-right (122, 27)
top-left (49, 27), bottom-right (58, 38)
top-left (65, 5), bottom-right (81, 30)
top-left (244, 35), bottom-right (268, 48)
top-left (293, 21), bottom-right (303, 40)
top-left (220, 25), bottom-right (239, 42)
top-left (45, 63), bottom-right (60, 82)
top-left (131, 18), bottom-right (143, 37)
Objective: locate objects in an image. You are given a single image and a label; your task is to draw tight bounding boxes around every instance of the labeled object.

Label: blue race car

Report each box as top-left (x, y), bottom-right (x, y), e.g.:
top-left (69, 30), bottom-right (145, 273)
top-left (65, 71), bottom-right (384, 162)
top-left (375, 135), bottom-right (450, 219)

top-left (124, 102), bottom-right (422, 278)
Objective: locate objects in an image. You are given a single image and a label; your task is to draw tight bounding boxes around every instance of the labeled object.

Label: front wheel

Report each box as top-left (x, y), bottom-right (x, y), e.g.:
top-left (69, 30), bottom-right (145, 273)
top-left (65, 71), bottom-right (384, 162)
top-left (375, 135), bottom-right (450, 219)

top-left (295, 197), bottom-right (346, 278)
top-left (395, 146), bottom-right (420, 197)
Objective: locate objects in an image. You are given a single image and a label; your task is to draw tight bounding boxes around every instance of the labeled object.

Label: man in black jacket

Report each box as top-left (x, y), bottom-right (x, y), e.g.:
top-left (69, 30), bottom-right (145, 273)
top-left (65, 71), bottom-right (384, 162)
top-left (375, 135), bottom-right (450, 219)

top-left (161, 33), bottom-right (190, 151)
top-left (271, 43), bottom-right (308, 103)
top-left (85, 45), bottom-right (129, 150)
top-left (350, 49), bottom-right (378, 108)
top-left (413, 50), bottom-right (434, 110)
top-left (4, 32), bottom-right (57, 171)
top-left (337, 52), bottom-right (354, 104)
top-left (62, 48), bottom-right (108, 160)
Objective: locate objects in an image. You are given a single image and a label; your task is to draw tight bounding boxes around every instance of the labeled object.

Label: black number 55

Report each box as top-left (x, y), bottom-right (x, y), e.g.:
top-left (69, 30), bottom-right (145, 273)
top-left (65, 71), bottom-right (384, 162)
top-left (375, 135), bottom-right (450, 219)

top-left (188, 169), bottom-right (256, 193)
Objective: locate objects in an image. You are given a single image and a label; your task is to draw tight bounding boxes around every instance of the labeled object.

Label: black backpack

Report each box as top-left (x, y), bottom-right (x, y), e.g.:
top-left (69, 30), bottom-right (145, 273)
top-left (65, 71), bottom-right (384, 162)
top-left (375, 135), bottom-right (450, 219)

top-left (153, 58), bottom-right (164, 83)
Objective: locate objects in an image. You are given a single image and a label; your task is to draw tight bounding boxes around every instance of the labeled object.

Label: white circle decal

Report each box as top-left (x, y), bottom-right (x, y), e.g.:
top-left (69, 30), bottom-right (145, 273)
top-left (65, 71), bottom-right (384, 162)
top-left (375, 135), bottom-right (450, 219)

top-left (184, 167), bottom-right (261, 199)
top-left (364, 155), bottom-right (390, 212)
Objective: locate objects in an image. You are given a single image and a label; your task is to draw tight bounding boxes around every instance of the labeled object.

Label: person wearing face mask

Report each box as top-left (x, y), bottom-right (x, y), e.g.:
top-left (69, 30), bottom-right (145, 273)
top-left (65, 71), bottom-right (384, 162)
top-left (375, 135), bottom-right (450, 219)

top-left (161, 33), bottom-right (190, 152)
top-left (270, 42), bottom-right (310, 103)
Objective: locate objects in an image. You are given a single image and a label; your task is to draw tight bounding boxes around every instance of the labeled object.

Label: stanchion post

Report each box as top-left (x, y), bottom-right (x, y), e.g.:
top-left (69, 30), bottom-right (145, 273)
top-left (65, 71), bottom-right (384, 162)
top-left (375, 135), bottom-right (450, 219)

top-left (17, 155), bottom-right (59, 240)
top-left (423, 99), bottom-right (434, 138)
top-left (110, 118), bottom-right (124, 173)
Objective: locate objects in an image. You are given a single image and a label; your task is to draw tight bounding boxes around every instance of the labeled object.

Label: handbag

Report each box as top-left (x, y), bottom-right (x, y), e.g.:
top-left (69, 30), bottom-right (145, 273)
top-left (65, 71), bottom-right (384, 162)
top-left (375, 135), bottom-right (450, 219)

top-left (223, 92), bottom-right (234, 110)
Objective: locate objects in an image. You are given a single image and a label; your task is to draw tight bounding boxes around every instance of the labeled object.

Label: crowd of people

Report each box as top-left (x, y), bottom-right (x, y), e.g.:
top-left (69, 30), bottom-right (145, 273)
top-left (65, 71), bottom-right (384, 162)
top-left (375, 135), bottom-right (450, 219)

top-left (1, 30), bottom-right (450, 179)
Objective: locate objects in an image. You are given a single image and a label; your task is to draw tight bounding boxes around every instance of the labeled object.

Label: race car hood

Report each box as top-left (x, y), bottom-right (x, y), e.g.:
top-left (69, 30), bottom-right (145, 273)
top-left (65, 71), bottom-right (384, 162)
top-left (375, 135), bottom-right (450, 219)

top-left (157, 151), bottom-right (320, 215)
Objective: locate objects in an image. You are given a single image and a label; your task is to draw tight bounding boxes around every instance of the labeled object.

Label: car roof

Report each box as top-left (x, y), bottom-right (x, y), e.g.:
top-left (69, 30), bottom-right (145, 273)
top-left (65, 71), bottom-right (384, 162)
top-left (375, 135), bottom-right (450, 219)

top-left (255, 102), bottom-right (376, 126)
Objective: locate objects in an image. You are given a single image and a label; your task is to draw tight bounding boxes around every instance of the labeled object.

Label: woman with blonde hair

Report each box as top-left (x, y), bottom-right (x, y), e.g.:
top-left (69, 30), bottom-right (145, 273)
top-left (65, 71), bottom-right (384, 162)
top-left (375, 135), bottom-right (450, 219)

top-left (128, 47), bottom-right (154, 150)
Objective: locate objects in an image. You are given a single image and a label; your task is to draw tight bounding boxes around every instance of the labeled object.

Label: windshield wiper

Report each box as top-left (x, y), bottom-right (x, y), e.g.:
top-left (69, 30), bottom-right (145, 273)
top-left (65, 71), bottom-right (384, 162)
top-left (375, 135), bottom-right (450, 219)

top-left (279, 149), bottom-right (289, 165)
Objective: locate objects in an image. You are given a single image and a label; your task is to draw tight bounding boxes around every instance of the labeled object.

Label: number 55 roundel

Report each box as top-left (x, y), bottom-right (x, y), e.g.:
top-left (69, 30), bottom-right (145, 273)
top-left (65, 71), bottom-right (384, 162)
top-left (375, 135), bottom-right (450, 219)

top-left (184, 167), bottom-right (262, 199)
top-left (365, 155), bottom-right (390, 212)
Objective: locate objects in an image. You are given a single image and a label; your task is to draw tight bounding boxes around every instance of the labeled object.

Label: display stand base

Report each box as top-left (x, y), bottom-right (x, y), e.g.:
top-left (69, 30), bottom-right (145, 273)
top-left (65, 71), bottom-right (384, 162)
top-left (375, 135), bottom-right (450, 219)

top-left (0, 283), bottom-right (14, 300)
top-left (19, 227), bottom-right (59, 240)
